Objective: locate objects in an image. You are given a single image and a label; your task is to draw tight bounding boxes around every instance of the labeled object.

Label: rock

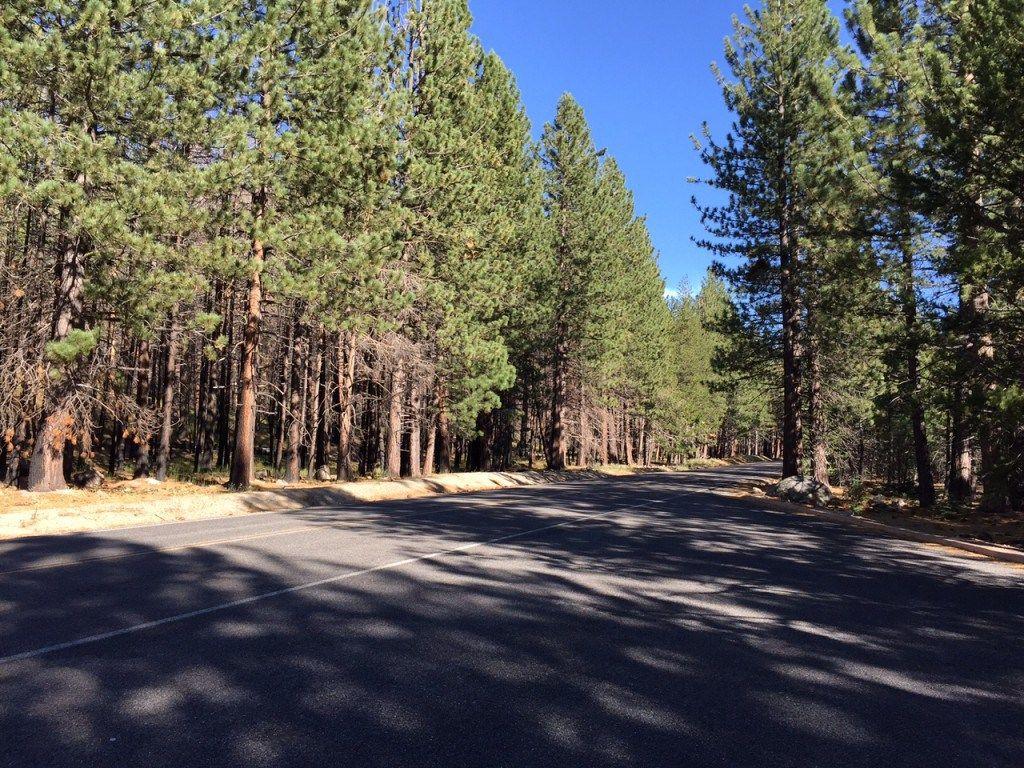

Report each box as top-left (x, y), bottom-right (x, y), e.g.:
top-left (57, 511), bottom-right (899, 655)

top-left (72, 467), bottom-right (104, 490)
top-left (774, 476), bottom-right (803, 496)
top-left (772, 475), bottom-right (833, 506)
top-left (314, 465), bottom-right (333, 482)
top-left (255, 470), bottom-right (270, 481)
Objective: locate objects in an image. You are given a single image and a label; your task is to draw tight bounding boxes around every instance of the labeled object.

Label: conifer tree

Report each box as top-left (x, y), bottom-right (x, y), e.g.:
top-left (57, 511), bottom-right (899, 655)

top-left (540, 94), bottom-right (605, 469)
top-left (696, 0), bottom-right (871, 481)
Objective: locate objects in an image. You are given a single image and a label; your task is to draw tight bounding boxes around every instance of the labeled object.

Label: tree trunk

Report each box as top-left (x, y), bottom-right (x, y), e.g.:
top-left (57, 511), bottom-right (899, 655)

top-left (217, 285), bottom-right (235, 468)
top-left (29, 220), bottom-right (85, 492)
top-left (229, 267), bottom-right (262, 489)
top-left (600, 407), bottom-right (610, 466)
top-left (335, 330), bottom-right (356, 481)
top-left (548, 323), bottom-right (568, 470)
top-left (154, 309), bottom-right (180, 482)
top-left (948, 287), bottom-right (977, 503)
top-left (312, 328), bottom-right (329, 479)
top-left (195, 337), bottom-right (218, 473)
top-left (133, 338), bottom-right (154, 478)
top-left (436, 385), bottom-right (452, 473)
top-left (899, 244), bottom-right (936, 508)
top-left (284, 318), bottom-right (306, 484)
top-left (578, 381), bottom-right (590, 467)
top-left (805, 304), bottom-right (828, 486)
top-left (408, 376), bottom-right (422, 478)
top-left (778, 87), bottom-right (803, 478)
top-left (422, 409), bottom-right (437, 476)
top-left (385, 360), bottom-right (405, 478)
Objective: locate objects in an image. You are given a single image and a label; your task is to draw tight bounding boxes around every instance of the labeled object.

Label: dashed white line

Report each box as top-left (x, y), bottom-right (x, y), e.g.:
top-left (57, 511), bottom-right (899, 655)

top-left (0, 497), bottom-right (668, 666)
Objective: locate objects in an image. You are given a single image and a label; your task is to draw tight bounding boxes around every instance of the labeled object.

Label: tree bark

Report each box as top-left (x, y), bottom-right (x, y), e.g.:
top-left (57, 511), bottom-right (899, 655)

top-left (385, 360), bottom-right (405, 478)
top-left (335, 330), bottom-right (356, 481)
top-left (600, 407), bottom-right (610, 466)
top-left (948, 289), bottom-right (976, 503)
top-left (154, 309), bottom-right (180, 481)
top-left (133, 338), bottom-right (154, 478)
top-left (897, 244), bottom-right (936, 507)
top-left (29, 218), bottom-right (85, 492)
top-left (408, 376), bottom-right (422, 478)
top-left (229, 267), bottom-right (262, 489)
top-left (806, 338), bottom-right (828, 485)
top-left (436, 385), bottom-right (452, 473)
top-left (778, 84), bottom-right (803, 479)
top-left (422, 415), bottom-right (436, 476)
top-left (284, 318), bottom-right (307, 484)
top-left (217, 285), bottom-right (234, 468)
top-left (312, 328), bottom-right (329, 479)
top-left (548, 322), bottom-right (568, 470)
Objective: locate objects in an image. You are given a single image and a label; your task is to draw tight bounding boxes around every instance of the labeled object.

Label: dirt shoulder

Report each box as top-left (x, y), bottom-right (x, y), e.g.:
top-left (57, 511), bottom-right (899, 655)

top-left (727, 477), bottom-right (1024, 566)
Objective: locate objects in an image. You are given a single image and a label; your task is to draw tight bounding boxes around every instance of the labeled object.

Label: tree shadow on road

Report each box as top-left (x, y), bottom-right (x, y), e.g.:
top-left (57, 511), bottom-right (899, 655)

top-left (0, 467), bottom-right (1021, 768)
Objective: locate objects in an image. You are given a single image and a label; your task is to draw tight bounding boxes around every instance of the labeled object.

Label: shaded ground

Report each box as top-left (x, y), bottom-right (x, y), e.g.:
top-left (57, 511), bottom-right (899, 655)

top-left (0, 464), bottom-right (1021, 768)
top-left (734, 477), bottom-right (1024, 550)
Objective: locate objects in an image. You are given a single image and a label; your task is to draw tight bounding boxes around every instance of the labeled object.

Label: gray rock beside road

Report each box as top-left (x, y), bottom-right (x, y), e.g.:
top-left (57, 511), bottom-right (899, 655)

top-left (773, 475), bottom-right (833, 505)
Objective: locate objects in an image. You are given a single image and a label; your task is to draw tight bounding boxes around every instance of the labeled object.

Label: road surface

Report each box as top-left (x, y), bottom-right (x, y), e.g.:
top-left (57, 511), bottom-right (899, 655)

top-left (1, 464), bottom-right (1021, 767)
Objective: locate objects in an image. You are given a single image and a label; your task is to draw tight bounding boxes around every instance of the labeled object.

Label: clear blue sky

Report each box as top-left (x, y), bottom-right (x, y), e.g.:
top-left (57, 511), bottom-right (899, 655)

top-left (469, 0), bottom-right (847, 294)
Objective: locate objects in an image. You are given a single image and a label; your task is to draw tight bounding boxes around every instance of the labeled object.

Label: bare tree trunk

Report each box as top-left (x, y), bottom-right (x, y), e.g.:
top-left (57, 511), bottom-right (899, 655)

top-left (385, 360), bottom-right (405, 478)
top-left (898, 244), bottom-right (936, 507)
top-left (948, 288), bottom-right (977, 503)
top-left (639, 417), bottom-right (648, 466)
top-left (778, 88), bottom-right (803, 478)
top-left (217, 285), bottom-right (234, 468)
top-left (133, 338), bottom-right (153, 478)
top-left (548, 324), bottom-right (568, 470)
top-left (408, 376), bottom-right (422, 478)
top-left (578, 381), bottom-right (590, 467)
top-left (600, 407), bottom-right (610, 466)
top-left (272, 321), bottom-right (293, 470)
top-left (312, 328), bottom-right (329, 480)
top-left (155, 308), bottom-right (180, 481)
top-left (518, 380), bottom-right (531, 464)
top-left (335, 330), bottom-right (356, 482)
top-left (29, 221), bottom-right (84, 492)
top-left (624, 409), bottom-right (634, 466)
top-left (422, 409), bottom-right (436, 476)
top-left (284, 318), bottom-right (306, 484)
top-left (229, 266), bottom-right (262, 489)
top-left (196, 355), bottom-right (217, 473)
top-left (436, 385), bottom-right (452, 473)
top-left (806, 314), bottom-right (828, 486)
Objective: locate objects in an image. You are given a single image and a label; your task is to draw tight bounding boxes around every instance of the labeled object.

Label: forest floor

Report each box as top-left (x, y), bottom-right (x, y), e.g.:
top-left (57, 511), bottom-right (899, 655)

top-left (0, 456), bottom-right (759, 540)
top-left (733, 477), bottom-right (1024, 551)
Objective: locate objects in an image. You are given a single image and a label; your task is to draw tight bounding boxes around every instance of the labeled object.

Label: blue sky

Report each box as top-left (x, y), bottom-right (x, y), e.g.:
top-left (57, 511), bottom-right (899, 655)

top-left (469, 0), bottom-right (847, 294)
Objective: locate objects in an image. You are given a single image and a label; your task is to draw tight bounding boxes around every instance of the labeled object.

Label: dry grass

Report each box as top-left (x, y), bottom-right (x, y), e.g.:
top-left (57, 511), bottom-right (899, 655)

top-left (0, 464), bottom-right (676, 540)
top-left (733, 476), bottom-right (1024, 551)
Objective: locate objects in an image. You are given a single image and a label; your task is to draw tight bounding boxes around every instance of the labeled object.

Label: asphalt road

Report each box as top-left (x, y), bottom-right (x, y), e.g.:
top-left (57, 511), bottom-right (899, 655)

top-left (1, 463), bottom-right (1021, 768)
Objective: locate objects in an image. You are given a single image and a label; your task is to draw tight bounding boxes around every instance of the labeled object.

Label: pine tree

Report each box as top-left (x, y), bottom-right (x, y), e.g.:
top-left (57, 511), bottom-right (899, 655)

top-left (540, 94), bottom-right (606, 469)
top-left (696, 0), bottom-right (871, 481)
top-left (0, 0), bottom-right (189, 490)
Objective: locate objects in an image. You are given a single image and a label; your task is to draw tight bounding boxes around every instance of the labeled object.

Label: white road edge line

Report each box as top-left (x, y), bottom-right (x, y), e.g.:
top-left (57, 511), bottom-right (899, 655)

top-left (0, 497), bottom-right (669, 666)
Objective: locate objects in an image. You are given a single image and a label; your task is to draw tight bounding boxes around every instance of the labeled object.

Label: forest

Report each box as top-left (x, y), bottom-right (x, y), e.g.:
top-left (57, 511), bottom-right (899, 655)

top-left (695, 0), bottom-right (1024, 512)
top-left (0, 0), bottom-right (1021, 514)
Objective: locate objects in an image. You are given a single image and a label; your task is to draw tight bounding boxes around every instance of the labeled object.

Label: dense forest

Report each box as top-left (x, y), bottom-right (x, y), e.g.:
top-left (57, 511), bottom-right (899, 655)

top-left (0, 0), bottom-right (704, 492)
top-left (1, 0), bottom-right (1021, 514)
top-left (697, 0), bottom-right (1024, 511)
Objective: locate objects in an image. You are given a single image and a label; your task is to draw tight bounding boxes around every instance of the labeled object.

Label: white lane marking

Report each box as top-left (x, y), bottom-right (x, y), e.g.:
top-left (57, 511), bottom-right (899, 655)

top-left (0, 497), bottom-right (668, 666)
